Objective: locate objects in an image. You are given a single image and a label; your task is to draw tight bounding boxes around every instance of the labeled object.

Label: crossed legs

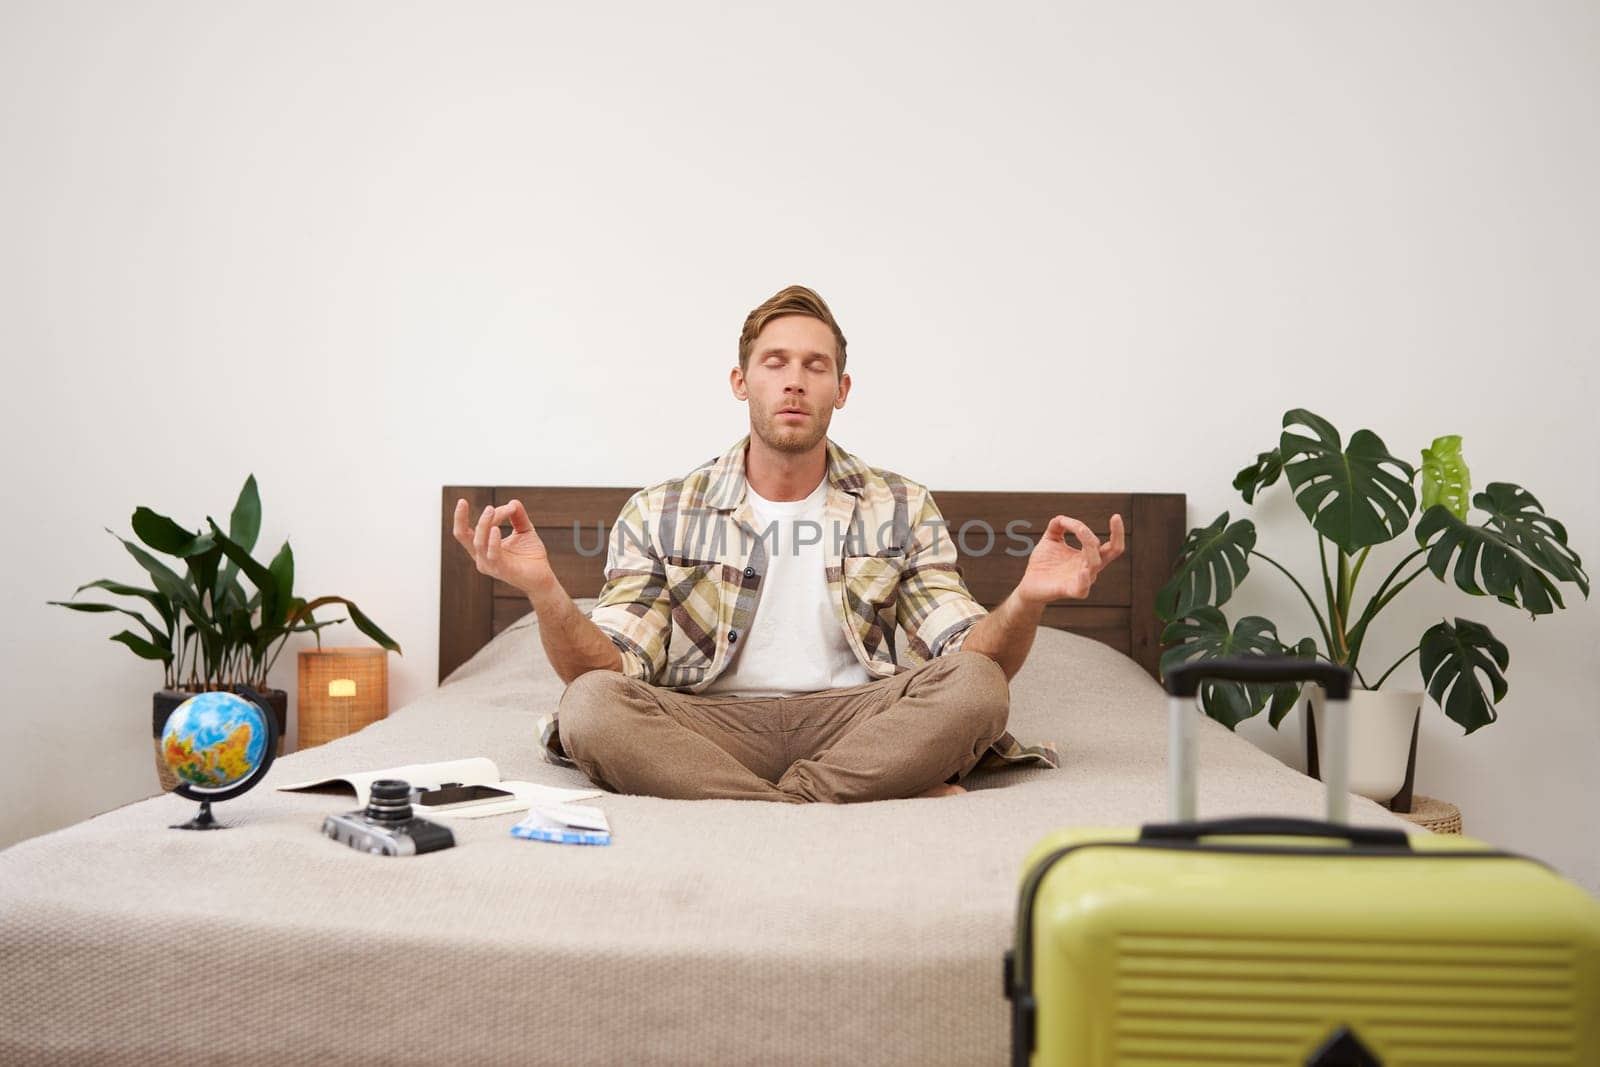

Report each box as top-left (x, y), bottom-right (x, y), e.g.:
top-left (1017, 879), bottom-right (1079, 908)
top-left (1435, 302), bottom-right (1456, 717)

top-left (554, 650), bottom-right (1011, 804)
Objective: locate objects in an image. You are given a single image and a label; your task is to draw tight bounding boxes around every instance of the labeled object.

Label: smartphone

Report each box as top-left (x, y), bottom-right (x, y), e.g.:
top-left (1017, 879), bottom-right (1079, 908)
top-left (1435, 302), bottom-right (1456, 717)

top-left (415, 783), bottom-right (513, 808)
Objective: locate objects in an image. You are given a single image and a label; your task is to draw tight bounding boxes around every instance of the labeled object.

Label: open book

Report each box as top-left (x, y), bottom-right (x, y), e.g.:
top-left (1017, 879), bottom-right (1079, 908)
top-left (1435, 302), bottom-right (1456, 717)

top-left (276, 756), bottom-right (603, 819)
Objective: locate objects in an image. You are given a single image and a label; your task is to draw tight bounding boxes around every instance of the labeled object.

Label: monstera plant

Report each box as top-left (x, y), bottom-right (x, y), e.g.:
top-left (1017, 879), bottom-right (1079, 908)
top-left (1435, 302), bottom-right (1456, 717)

top-left (1156, 409), bottom-right (1588, 735)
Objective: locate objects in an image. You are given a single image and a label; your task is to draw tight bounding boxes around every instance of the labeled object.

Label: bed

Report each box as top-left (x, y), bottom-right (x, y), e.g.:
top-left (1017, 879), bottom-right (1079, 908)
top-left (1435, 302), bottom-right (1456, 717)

top-left (0, 483), bottom-right (1420, 1065)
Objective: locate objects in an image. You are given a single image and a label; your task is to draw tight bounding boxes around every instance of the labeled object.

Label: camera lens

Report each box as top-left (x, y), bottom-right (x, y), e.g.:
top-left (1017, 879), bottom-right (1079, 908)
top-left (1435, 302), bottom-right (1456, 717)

top-left (366, 778), bottom-right (413, 823)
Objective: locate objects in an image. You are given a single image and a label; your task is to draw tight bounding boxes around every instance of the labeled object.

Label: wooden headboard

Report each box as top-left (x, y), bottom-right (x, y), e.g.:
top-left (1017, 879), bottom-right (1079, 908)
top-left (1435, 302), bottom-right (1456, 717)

top-left (439, 486), bottom-right (1186, 684)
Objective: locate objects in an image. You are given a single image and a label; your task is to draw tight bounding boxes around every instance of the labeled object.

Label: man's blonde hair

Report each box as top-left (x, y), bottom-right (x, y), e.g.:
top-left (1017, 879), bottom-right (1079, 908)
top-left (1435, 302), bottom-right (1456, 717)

top-left (738, 285), bottom-right (848, 378)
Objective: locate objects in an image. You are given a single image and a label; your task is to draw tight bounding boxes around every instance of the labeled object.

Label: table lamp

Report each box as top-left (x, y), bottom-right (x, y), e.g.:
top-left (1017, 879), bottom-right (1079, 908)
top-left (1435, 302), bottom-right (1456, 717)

top-left (297, 647), bottom-right (389, 749)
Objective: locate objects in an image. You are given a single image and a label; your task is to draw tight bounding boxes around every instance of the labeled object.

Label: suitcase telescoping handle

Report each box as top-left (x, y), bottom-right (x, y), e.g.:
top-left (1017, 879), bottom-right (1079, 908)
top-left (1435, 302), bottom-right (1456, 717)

top-left (1141, 816), bottom-right (1409, 848)
top-left (1163, 657), bottom-right (1354, 825)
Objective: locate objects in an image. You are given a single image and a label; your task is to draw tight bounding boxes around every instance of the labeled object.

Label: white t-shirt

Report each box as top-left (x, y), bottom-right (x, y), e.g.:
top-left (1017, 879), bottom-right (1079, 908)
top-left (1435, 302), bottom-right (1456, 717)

top-left (701, 478), bottom-right (875, 697)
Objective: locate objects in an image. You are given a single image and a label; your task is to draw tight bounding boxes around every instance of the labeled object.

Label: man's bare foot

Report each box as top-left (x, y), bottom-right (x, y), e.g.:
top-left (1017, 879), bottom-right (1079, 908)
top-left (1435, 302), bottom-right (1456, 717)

top-left (914, 782), bottom-right (968, 798)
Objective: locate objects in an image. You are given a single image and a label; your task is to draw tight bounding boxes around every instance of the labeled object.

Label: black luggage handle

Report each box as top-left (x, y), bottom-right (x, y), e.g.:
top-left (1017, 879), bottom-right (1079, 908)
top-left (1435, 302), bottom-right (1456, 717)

top-left (1140, 816), bottom-right (1411, 849)
top-left (1164, 656), bottom-right (1353, 700)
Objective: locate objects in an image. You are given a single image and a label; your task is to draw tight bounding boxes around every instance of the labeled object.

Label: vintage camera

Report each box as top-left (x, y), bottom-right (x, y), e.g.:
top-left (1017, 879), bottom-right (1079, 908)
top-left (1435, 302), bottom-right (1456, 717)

top-left (321, 778), bottom-right (456, 856)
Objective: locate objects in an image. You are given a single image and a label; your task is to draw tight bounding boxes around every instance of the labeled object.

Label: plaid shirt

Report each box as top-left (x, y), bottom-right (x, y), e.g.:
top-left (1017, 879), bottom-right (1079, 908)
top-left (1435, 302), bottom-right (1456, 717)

top-left (538, 434), bottom-right (1059, 777)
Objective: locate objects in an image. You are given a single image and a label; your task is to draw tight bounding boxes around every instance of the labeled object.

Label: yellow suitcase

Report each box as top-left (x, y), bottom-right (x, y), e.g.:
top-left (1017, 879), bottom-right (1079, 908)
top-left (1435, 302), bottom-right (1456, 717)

top-left (1004, 658), bottom-right (1600, 1066)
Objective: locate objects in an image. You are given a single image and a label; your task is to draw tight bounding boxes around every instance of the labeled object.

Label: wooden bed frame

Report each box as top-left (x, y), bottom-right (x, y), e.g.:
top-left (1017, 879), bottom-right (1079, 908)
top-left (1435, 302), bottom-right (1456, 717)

top-left (439, 485), bottom-right (1187, 684)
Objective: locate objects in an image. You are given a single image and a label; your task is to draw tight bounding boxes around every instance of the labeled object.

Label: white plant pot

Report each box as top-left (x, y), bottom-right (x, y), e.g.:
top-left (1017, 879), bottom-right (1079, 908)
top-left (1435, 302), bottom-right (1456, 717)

top-left (1309, 686), bottom-right (1423, 803)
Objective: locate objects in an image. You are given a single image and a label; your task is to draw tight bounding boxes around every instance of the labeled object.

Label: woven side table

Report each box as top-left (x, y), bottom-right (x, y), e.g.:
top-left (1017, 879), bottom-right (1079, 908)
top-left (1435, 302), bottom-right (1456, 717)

top-left (1395, 794), bottom-right (1462, 835)
top-left (298, 648), bottom-right (389, 750)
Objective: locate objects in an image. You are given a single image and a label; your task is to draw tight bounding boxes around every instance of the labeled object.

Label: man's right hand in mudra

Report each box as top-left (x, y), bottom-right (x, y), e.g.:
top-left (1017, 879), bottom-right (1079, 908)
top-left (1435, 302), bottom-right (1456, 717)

top-left (452, 498), bottom-right (553, 594)
top-left (451, 497), bottom-right (625, 682)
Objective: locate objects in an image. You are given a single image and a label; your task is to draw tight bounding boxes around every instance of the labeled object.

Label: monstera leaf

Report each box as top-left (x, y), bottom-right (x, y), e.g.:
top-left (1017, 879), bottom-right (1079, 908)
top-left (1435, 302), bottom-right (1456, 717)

top-left (1155, 512), bottom-right (1256, 622)
top-left (1279, 409), bottom-right (1417, 553)
top-left (1419, 618), bottom-right (1509, 734)
top-left (1478, 483), bottom-right (1589, 599)
top-left (1262, 636), bottom-right (1320, 727)
top-left (1413, 481), bottom-right (1588, 617)
top-left (1159, 608), bottom-right (1317, 729)
top-left (1419, 435), bottom-right (1471, 520)
top-left (1233, 448), bottom-right (1284, 505)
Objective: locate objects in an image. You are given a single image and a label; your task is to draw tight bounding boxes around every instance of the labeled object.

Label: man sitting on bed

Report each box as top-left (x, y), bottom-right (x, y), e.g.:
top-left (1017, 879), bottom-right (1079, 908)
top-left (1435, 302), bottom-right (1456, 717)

top-left (450, 284), bottom-right (1125, 803)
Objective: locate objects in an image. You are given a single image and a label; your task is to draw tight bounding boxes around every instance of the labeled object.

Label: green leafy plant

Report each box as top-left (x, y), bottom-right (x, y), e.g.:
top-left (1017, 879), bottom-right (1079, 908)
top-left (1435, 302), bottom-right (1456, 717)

top-left (50, 475), bottom-right (402, 691)
top-left (1156, 409), bottom-right (1588, 733)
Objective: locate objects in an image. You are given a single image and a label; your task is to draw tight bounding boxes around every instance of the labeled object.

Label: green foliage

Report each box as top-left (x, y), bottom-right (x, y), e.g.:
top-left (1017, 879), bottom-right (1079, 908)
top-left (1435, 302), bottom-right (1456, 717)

top-left (1159, 608), bottom-right (1318, 729)
top-left (1158, 412), bottom-right (1587, 734)
top-left (49, 475), bottom-right (402, 691)
top-left (1278, 408), bottom-right (1417, 554)
top-left (1154, 512), bottom-right (1256, 622)
top-left (1419, 435), bottom-right (1470, 519)
top-left (1420, 618), bottom-right (1508, 735)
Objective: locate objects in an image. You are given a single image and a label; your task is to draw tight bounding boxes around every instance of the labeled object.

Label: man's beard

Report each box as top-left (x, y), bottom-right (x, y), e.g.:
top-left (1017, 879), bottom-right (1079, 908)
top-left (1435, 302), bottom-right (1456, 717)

top-left (753, 405), bottom-right (830, 454)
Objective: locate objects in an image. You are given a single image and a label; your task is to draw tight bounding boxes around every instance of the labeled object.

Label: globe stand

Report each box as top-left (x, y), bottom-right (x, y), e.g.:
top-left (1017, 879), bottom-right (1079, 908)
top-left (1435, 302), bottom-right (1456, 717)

top-left (163, 686), bottom-right (279, 833)
top-left (171, 800), bottom-right (225, 831)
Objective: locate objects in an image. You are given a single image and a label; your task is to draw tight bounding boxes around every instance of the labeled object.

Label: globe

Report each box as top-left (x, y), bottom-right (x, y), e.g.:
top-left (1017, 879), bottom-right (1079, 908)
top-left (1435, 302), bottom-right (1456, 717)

top-left (161, 691), bottom-right (270, 791)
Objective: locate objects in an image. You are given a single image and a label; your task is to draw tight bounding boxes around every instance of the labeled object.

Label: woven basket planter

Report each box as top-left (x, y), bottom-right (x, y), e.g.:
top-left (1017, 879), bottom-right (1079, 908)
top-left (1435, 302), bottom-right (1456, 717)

top-left (1396, 794), bottom-right (1463, 835)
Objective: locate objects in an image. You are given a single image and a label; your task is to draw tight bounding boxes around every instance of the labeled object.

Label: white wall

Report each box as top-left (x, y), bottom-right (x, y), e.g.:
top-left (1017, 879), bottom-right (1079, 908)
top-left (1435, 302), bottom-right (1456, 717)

top-left (3, 2), bottom-right (1595, 889)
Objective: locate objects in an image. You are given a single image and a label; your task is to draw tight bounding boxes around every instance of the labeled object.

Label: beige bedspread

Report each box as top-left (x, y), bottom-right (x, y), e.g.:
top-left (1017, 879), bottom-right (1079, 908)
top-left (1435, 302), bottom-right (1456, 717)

top-left (0, 608), bottom-right (1417, 1065)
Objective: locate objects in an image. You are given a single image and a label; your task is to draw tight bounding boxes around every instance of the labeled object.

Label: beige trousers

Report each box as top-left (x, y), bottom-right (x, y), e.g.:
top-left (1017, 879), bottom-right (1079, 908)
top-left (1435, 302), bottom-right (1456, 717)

top-left (554, 650), bottom-right (1011, 803)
